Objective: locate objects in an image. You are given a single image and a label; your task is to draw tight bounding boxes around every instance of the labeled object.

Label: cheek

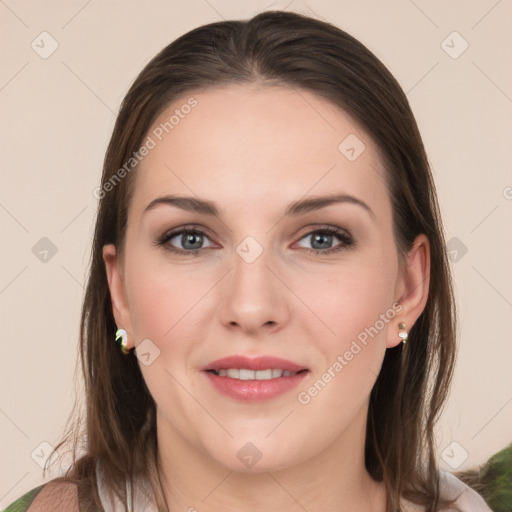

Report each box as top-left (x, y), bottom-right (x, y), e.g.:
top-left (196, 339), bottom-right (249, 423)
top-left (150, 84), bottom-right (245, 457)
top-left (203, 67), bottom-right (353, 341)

top-left (125, 264), bottom-right (208, 425)
top-left (294, 251), bottom-right (399, 400)
top-left (294, 270), bottom-right (395, 424)
top-left (127, 277), bottom-right (174, 342)
top-left (125, 253), bottom-right (209, 341)
top-left (302, 257), bottom-right (398, 348)
top-left (124, 256), bottom-right (219, 400)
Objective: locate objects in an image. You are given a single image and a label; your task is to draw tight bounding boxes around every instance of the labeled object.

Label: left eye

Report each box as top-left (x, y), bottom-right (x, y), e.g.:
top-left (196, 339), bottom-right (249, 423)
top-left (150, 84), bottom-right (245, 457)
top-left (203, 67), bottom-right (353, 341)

top-left (295, 228), bottom-right (352, 252)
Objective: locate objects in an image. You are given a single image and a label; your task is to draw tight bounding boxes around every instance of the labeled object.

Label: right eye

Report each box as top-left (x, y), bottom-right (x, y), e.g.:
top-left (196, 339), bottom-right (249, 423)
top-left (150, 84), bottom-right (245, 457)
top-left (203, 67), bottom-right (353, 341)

top-left (156, 226), bottom-right (216, 255)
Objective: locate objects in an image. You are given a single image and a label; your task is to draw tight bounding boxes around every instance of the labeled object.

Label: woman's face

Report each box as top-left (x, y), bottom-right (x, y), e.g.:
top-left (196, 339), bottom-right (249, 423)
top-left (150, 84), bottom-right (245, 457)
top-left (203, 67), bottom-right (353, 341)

top-left (104, 84), bottom-right (423, 473)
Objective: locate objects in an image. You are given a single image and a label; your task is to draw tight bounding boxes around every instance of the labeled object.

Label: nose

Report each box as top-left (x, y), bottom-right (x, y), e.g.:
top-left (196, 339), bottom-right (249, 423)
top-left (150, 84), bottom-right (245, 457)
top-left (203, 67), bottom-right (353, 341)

top-left (217, 243), bottom-right (290, 336)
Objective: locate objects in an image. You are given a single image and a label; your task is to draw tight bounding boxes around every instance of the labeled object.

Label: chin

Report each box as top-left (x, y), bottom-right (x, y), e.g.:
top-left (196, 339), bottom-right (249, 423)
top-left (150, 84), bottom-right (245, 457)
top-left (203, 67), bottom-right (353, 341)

top-left (203, 435), bottom-right (306, 474)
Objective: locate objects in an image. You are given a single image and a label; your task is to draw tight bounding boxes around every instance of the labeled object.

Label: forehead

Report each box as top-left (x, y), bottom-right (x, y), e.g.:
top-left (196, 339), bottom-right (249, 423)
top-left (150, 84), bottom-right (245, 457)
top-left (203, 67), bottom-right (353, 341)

top-left (129, 84), bottom-right (388, 220)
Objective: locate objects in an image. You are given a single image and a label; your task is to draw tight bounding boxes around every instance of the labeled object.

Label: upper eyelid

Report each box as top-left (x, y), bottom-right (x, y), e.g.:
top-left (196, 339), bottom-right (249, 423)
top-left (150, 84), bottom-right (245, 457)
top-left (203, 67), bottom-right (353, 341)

top-left (160, 225), bottom-right (216, 242)
top-left (161, 224), bottom-right (349, 236)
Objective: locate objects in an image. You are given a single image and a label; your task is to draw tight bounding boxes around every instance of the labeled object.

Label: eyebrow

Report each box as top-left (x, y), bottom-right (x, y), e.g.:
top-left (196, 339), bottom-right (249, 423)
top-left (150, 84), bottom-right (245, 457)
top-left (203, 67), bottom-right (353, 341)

top-left (143, 193), bottom-right (375, 219)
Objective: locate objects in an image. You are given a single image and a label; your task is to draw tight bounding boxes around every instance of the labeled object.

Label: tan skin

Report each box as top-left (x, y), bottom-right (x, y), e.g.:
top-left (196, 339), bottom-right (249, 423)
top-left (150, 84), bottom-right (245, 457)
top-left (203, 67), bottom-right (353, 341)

top-left (103, 84), bottom-right (430, 512)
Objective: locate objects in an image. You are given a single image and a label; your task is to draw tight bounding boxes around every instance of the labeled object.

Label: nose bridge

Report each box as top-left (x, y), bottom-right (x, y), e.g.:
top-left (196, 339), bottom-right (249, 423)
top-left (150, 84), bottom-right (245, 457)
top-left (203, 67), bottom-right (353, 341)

top-left (231, 236), bottom-right (275, 304)
top-left (217, 234), bottom-right (288, 332)
top-left (236, 239), bottom-right (269, 281)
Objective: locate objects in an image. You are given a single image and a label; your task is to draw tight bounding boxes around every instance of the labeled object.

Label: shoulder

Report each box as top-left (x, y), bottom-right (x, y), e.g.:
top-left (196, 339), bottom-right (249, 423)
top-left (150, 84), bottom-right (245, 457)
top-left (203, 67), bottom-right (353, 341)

top-left (27, 481), bottom-right (80, 512)
top-left (438, 470), bottom-right (493, 511)
top-left (3, 484), bottom-right (45, 512)
top-left (4, 481), bottom-right (80, 512)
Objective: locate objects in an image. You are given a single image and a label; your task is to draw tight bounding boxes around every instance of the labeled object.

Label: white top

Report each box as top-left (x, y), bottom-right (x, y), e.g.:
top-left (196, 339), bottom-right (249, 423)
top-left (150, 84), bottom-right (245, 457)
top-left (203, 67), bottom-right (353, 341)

top-left (96, 462), bottom-right (157, 512)
top-left (96, 461), bottom-right (492, 511)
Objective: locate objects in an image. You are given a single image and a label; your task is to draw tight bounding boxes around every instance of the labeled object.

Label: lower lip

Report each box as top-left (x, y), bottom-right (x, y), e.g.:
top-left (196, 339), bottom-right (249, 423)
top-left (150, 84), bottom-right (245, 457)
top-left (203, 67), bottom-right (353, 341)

top-left (203, 371), bottom-right (308, 401)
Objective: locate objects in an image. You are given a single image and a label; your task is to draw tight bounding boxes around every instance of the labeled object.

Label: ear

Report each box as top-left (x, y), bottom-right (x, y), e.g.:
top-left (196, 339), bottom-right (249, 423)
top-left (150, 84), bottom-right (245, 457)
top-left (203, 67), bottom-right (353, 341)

top-left (103, 244), bottom-right (134, 350)
top-left (387, 234), bottom-right (430, 349)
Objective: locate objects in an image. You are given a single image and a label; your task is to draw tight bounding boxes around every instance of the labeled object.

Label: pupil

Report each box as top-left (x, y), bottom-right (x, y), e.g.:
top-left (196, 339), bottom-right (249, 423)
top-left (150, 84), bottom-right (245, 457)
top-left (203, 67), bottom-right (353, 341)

top-left (183, 233), bottom-right (202, 250)
top-left (312, 233), bottom-right (331, 249)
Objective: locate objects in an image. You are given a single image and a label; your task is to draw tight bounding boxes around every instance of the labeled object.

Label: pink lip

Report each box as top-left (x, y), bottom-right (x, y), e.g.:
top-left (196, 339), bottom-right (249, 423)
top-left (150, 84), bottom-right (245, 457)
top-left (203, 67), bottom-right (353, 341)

top-left (202, 355), bottom-right (309, 402)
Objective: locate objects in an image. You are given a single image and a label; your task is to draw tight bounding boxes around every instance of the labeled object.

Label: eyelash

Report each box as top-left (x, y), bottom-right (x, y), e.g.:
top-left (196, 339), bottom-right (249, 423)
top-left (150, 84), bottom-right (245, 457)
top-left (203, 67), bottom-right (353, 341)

top-left (155, 224), bottom-right (354, 256)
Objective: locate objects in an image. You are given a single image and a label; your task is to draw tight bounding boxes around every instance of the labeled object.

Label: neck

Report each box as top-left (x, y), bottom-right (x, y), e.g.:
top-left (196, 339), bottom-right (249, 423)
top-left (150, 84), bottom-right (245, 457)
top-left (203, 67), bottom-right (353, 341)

top-left (156, 401), bottom-right (387, 512)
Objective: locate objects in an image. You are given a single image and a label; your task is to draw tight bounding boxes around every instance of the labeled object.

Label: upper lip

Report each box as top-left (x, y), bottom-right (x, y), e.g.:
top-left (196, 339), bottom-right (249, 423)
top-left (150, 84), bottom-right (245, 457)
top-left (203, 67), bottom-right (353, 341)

top-left (203, 355), bottom-right (308, 372)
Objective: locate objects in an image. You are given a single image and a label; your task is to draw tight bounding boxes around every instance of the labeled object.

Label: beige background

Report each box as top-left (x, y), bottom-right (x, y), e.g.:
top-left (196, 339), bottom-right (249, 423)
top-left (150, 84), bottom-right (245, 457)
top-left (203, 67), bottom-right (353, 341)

top-left (1, 0), bottom-right (511, 507)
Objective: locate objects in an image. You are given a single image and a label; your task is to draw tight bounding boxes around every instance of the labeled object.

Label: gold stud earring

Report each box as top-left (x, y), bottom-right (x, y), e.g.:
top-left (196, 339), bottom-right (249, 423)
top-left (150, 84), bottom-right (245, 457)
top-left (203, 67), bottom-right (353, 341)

top-left (398, 322), bottom-right (408, 344)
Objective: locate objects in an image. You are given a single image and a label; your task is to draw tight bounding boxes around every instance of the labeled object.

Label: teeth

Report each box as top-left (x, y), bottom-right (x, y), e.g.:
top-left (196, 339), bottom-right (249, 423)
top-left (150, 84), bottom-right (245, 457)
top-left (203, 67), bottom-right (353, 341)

top-left (255, 369), bottom-right (272, 380)
top-left (239, 369), bottom-right (253, 380)
top-left (213, 368), bottom-right (299, 380)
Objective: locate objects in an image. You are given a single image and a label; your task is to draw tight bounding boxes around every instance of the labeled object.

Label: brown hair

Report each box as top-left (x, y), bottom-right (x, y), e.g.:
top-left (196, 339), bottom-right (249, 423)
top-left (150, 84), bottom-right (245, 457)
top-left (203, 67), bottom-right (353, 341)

top-left (47, 10), bottom-right (460, 511)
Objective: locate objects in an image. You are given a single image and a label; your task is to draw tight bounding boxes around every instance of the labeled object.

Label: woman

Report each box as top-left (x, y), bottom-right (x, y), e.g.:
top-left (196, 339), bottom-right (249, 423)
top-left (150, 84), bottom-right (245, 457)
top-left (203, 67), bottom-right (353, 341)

top-left (5, 10), bottom-right (492, 512)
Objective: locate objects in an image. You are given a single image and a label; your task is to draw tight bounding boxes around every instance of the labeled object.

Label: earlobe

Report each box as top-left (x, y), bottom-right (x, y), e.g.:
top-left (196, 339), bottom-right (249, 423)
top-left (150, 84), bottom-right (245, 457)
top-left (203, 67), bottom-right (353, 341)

top-left (102, 244), bottom-right (134, 348)
top-left (387, 234), bottom-right (430, 349)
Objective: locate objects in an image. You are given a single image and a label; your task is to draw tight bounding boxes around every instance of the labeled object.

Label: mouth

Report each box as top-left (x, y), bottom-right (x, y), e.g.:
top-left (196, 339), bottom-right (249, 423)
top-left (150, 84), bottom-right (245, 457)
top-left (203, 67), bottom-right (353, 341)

top-left (205, 368), bottom-right (308, 379)
top-left (202, 355), bottom-right (309, 401)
